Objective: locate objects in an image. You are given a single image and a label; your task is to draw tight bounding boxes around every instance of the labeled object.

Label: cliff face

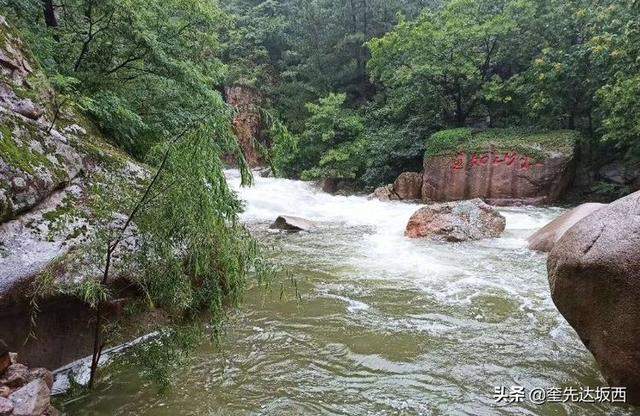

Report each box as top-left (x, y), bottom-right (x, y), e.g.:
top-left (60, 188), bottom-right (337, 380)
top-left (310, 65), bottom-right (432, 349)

top-left (0, 17), bottom-right (148, 368)
top-left (225, 85), bottom-right (264, 167)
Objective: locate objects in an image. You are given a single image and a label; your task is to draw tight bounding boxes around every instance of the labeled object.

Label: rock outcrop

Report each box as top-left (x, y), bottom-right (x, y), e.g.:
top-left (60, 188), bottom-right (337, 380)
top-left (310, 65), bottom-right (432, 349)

top-left (405, 199), bottom-right (506, 241)
top-left (548, 190), bottom-right (640, 404)
top-left (225, 85), bottom-right (264, 168)
top-left (0, 16), bottom-right (150, 369)
top-left (270, 215), bottom-right (316, 232)
top-left (393, 172), bottom-right (422, 200)
top-left (422, 129), bottom-right (578, 206)
top-left (0, 352), bottom-right (57, 416)
top-left (527, 203), bottom-right (606, 252)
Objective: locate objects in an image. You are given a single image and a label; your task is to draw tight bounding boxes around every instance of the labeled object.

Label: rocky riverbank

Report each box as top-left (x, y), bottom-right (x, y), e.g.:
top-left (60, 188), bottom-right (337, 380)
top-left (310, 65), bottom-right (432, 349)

top-left (0, 16), bottom-right (150, 369)
top-left (0, 351), bottom-right (57, 416)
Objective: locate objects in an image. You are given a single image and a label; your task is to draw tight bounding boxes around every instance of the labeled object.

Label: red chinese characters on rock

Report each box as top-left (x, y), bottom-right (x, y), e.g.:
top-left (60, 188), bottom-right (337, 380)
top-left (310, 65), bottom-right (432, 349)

top-left (451, 152), bottom-right (543, 171)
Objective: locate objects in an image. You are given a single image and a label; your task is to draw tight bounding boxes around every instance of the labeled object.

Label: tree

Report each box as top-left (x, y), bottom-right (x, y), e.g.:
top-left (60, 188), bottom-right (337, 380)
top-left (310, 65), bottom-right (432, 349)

top-left (289, 93), bottom-right (365, 180)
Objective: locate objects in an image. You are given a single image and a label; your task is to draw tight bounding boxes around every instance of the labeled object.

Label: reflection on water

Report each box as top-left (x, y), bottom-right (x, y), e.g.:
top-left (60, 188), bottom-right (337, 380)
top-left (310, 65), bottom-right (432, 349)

top-left (64, 171), bottom-right (634, 415)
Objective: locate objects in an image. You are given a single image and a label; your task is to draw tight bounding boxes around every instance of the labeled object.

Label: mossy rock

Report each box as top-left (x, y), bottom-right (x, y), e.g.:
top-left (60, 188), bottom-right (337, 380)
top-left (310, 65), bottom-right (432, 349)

top-left (425, 128), bottom-right (580, 161)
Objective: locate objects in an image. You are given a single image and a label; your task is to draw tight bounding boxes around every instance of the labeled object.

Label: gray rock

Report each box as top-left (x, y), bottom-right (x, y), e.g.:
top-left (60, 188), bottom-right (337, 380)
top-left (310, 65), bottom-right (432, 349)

top-left (11, 177), bottom-right (26, 191)
top-left (255, 166), bottom-right (273, 178)
top-left (27, 368), bottom-right (53, 390)
top-left (12, 99), bottom-right (43, 120)
top-left (9, 379), bottom-right (50, 416)
top-left (61, 124), bottom-right (87, 137)
top-left (548, 190), bottom-right (640, 404)
top-left (270, 215), bottom-right (317, 232)
top-left (0, 397), bottom-right (13, 416)
top-left (405, 199), bottom-right (506, 241)
top-left (527, 203), bottom-right (607, 252)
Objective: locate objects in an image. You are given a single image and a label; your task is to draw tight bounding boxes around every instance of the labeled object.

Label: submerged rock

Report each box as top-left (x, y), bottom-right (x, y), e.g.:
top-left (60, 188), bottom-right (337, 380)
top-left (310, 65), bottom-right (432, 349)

top-left (405, 199), bottom-right (505, 241)
top-left (548, 190), bottom-right (640, 404)
top-left (270, 215), bottom-right (316, 232)
top-left (527, 203), bottom-right (606, 252)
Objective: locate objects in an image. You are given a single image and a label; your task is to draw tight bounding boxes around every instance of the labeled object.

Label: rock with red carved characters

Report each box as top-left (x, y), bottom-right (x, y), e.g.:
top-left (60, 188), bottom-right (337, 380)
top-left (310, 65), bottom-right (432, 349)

top-left (422, 150), bottom-right (574, 206)
top-left (548, 190), bottom-right (640, 404)
top-left (422, 129), bottom-right (578, 205)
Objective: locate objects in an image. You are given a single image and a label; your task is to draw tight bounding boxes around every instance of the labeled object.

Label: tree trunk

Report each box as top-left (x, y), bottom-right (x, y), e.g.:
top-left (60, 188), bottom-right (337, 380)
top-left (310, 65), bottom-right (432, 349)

top-left (42, 0), bottom-right (58, 28)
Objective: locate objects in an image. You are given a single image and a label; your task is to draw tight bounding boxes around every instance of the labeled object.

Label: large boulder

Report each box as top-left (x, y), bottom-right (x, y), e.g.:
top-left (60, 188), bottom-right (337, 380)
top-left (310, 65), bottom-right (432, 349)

top-left (422, 129), bottom-right (578, 206)
top-left (393, 172), bottom-right (422, 200)
top-left (270, 215), bottom-right (316, 232)
top-left (527, 203), bottom-right (607, 252)
top-left (548, 190), bottom-right (640, 404)
top-left (405, 199), bottom-right (506, 241)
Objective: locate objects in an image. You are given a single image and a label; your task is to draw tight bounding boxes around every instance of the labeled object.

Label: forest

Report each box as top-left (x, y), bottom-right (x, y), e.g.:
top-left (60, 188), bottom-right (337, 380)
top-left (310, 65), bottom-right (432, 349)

top-left (3, 0), bottom-right (639, 193)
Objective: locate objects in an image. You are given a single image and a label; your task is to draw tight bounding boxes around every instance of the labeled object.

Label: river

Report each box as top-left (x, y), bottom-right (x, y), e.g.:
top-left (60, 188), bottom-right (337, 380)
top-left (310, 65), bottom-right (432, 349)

top-left (64, 171), bottom-right (634, 415)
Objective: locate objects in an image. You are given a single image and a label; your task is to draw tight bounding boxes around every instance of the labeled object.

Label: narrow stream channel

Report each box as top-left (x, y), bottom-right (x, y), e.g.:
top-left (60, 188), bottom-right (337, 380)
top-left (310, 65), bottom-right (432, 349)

top-left (64, 171), bottom-right (634, 415)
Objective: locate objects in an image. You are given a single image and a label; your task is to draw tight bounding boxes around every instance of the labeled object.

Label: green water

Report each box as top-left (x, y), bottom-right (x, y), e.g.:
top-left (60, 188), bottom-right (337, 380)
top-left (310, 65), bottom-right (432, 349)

top-left (63, 174), bottom-right (636, 415)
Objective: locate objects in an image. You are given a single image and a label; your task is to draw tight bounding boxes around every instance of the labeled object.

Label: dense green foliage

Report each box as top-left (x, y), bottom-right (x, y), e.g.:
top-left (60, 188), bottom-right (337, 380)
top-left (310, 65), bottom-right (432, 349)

top-left (219, 0), bottom-right (640, 188)
top-left (1, 0), bottom-right (269, 388)
top-left (426, 128), bottom-right (580, 160)
top-left (4, 0), bottom-right (231, 158)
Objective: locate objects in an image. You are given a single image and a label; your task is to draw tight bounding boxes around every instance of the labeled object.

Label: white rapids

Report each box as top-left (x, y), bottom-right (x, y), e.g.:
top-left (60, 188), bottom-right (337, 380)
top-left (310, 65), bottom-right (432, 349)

top-left (65, 170), bottom-right (632, 416)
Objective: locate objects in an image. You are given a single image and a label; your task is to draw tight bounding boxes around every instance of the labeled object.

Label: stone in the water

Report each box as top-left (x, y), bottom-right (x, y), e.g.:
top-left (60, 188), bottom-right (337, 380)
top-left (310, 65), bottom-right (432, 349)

top-left (368, 184), bottom-right (397, 201)
top-left (527, 203), bottom-right (606, 252)
top-left (270, 215), bottom-right (316, 232)
top-left (9, 379), bottom-right (50, 416)
top-left (548, 190), bottom-right (640, 404)
top-left (405, 199), bottom-right (505, 241)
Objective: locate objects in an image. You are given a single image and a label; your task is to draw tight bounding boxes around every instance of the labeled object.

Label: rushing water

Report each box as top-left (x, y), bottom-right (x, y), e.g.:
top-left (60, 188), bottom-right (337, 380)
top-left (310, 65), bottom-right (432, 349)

top-left (64, 171), bottom-right (635, 415)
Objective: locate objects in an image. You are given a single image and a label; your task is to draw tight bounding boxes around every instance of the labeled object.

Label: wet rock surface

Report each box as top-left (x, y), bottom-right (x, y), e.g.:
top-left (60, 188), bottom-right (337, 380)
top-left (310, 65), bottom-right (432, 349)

top-left (405, 199), bottom-right (506, 241)
top-left (270, 215), bottom-right (317, 232)
top-left (548, 190), bottom-right (640, 404)
top-left (422, 149), bottom-right (575, 206)
top-left (393, 172), bottom-right (422, 201)
top-left (527, 203), bottom-right (607, 252)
